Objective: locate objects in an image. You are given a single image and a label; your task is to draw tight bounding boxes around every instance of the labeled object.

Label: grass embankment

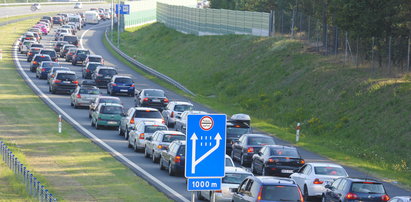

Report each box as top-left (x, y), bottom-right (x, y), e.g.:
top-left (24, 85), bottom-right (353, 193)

top-left (0, 20), bottom-right (171, 201)
top-left (115, 23), bottom-right (411, 188)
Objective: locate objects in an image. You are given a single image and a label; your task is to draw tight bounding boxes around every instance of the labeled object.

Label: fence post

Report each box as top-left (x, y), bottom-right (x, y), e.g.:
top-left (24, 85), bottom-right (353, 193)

top-left (291, 9), bottom-right (295, 38)
top-left (356, 37), bottom-right (359, 68)
top-left (372, 37), bottom-right (375, 72)
top-left (345, 32), bottom-right (348, 64)
top-left (407, 35), bottom-right (410, 71)
top-left (307, 15), bottom-right (311, 40)
top-left (388, 36), bottom-right (392, 73)
top-left (269, 10), bottom-right (274, 36)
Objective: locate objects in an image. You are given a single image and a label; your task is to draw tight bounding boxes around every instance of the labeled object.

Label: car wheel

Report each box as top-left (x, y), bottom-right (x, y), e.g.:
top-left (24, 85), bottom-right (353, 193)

top-left (118, 127), bottom-right (124, 136)
top-left (196, 191), bottom-right (205, 200)
top-left (168, 162), bottom-right (175, 176)
top-left (95, 122), bottom-right (100, 130)
top-left (133, 140), bottom-right (139, 152)
top-left (152, 151), bottom-right (158, 163)
top-left (304, 185), bottom-right (311, 201)
top-left (110, 90), bottom-right (114, 96)
top-left (91, 119), bottom-right (95, 127)
top-left (51, 88), bottom-right (56, 94)
top-left (144, 147), bottom-right (150, 158)
top-left (159, 158), bottom-right (165, 170)
top-left (124, 129), bottom-right (129, 140)
top-left (250, 161), bottom-right (256, 174)
top-left (240, 154), bottom-right (247, 166)
top-left (88, 113), bottom-right (91, 119)
top-left (73, 103), bottom-right (78, 109)
top-left (262, 165), bottom-right (268, 176)
top-left (70, 101), bottom-right (74, 106)
top-left (231, 150), bottom-right (235, 161)
top-left (321, 194), bottom-right (326, 202)
top-left (127, 140), bottom-right (132, 148)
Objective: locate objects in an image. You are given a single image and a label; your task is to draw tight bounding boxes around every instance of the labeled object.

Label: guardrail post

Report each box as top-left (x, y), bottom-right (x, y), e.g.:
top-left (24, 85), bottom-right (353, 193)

top-left (40, 185), bottom-right (45, 202)
top-left (45, 189), bottom-right (49, 201)
top-left (29, 173), bottom-right (33, 195)
top-left (33, 177), bottom-right (37, 196)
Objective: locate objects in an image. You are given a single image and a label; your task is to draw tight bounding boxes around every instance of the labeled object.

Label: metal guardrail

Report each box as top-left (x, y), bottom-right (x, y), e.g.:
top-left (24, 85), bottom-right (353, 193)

top-left (0, 1), bottom-right (105, 6)
top-left (0, 141), bottom-right (57, 201)
top-left (104, 29), bottom-right (196, 96)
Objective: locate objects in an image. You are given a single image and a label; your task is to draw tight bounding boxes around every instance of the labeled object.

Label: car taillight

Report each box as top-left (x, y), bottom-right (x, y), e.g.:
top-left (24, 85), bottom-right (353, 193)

top-left (300, 159), bottom-right (305, 164)
top-left (55, 59), bottom-right (58, 62)
top-left (157, 145), bottom-right (163, 149)
top-left (28, 52), bottom-right (33, 55)
top-left (257, 186), bottom-right (263, 202)
top-left (72, 80), bottom-right (79, 84)
top-left (139, 133), bottom-right (144, 139)
top-left (41, 68), bottom-right (46, 72)
top-left (143, 98), bottom-right (149, 102)
top-left (162, 119), bottom-right (165, 124)
top-left (170, 111), bottom-right (174, 118)
top-left (33, 61), bottom-right (38, 64)
top-left (313, 178), bottom-right (323, 184)
top-left (381, 195), bottom-right (390, 201)
top-left (247, 147), bottom-right (254, 153)
top-left (164, 98), bottom-right (169, 103)
top-left (112, 83), bottom-right (117, 86)
top-left (76, 94), bottom-right (81, 98)
top-left (268, 158), bottom-right (278, 163)
top-left (345, 192), bottom-right (358, 200)
top-left (130, 84), bottom-right (135, 87)
top-left (86, 69), bottom-right (90, 72)
top-left (174, 155), bottom-right (181, 163)
top-left (130, 118), bottom-right (134, 124)
top-left (54, 79), bottom-right (61, 83)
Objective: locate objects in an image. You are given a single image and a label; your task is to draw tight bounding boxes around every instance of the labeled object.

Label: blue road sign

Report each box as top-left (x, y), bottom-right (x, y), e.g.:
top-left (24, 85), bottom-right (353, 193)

top-left (115, 4), bottom-right (130, 15)
top-left (187, 178), bottom-right (221, 191)
top-left (185, 114), bottom-right (226, 178)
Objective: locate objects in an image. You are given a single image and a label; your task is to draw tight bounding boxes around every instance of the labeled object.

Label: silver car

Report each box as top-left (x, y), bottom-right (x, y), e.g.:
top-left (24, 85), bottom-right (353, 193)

top-left (70, 86), bottom-right (101, 108)
top-left (162, 101), bottom-right (193, 128)
top-left (174, 110), bottom-right (208, 133)
top-left (128, 121), bottom-right (168, 152)
top-left (197, 167), bottom-right (253, 201)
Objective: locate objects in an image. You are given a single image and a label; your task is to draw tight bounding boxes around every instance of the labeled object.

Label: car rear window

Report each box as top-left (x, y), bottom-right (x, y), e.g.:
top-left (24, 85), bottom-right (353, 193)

top-left (98, 69), bottom-right (117, 75)
top-left (63, 36), bottom-right (78, 42)
top-left (144, 90), bottom-right (164, 97)
top-left (89, 57), bottom-right (102, 62)
top-left (351, 183), bottom-right (385, 194)
top-left (42, 62), bottom-right (59, 68)
top-left (56, 73), bottom-right (75, 80)
top-left (314, 167), bottom-right (346, 176)
top-left (23, 41), bottom-right (32, 46)
top-left (222, 173), bottom-right (252, 184)
top-left (269, 148), bottom-right (300, 158)
top-left (87, 63), bottom-right (100, 71)
top-left (64, 45), bottom-right (75, 50)
top-left (261, 185), bottom-right (301, 201)
top-left (247, 137), bottom-right (275, 145)
top-left (31, 44), bottom-right (44, 48)
top-left (35, 56), bottom-right (51, 62)
top-left (41, 50), bottom-right (56, 57)
top-left (30, 49), bottom-right (41, 54)
top-left (134, 110), bottom-right (162, 118)
top-left (227, 127), bottom-right (249, 138)
top-left (69, 17), bottom-right (80, 23)
top-left (115, 78), bottom-right (133, 84)
top-left (100, 106), bottom-right (123, 114)
top-left (52, 67), bottom-right (69, 73)
top-left (177, 145), bottom-right (185, 155)
top-left (53, 17), bottom-right (61, 20)
top-left (174, 105), bottom-right (193, 112)
top-left (77, 50), bottom-right (90, 55)
top-left (79, 88), bottom-right (100, 95)
top-left (99, 98), bottom-right (121, 105)
top-left (144, 125), bottom-right (167, 133)
top-left (162, 134), bottom-right (185, 143)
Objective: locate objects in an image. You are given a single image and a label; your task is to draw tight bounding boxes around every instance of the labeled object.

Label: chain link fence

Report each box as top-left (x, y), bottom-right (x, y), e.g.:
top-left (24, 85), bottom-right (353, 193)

top-left (0, 141), bottom-right (57, 202)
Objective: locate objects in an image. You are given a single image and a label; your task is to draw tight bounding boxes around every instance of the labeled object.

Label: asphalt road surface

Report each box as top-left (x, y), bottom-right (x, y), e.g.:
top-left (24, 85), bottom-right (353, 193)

top-left (14, 20), bottom-right (411, 201)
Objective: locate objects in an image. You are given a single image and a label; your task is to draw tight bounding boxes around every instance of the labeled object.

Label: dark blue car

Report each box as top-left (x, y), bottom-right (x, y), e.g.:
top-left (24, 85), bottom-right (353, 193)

top-left (36, 61), bottom-right (60, 79)
top-left (107, 75), bottom-right (135, 96)
top-left (159, 140), bottom-right (185, 176)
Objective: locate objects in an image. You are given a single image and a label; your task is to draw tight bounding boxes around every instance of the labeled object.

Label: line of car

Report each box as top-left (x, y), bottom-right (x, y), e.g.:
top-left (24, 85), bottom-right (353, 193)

top-left (16, 12), bottom-right (409, 202)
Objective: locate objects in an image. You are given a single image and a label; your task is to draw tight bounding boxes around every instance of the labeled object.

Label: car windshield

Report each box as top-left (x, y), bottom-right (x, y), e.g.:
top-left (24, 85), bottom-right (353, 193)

top-left (79, 88), bottom-right (100, 95)
top-left (64, 36), bottom-right (77, 42)
top-left (89, 57), bottom-right (102, 62)
top-left (42, 62), bottom-right (59, 68)
top-left (77, 50), bottom-right (90, 55)
top-left (270, 148), bottom-right (300, 158)
top-left (144, 90), bottom-right (164, 97)
top-left (314, 167), bottom-right (347, 176)
top-left (247, 137), bottom-right (275, 145)
top-left (227, 127), bottom-right (249, 138)
top-left (100, 106), bottom-right (123, 114)
top-left (351, 183), bottom-right (385, 194)
top-left (31, 44), bottom-right (43, 48)
top-left (144, 125), bottom-right (167, 133)
top-left (162, 134), bottom-right (185, 143)
top-left (261, 185), bottom-right (301, 201)
top-left (115, 78), bottom-right (133, 84)
top-left (222, 173), bottom-right (252, 184)
top-left (35, 56), bottom-right (51, 62)
top-left (56, 73), bottom-right (75, 80)
top-left (41, 50), bottom-right (56, 57)
top-left (30, 49), bottom-right (41, 54)
top-left (99, 69), bottom-right (116, 75)
top-left (174, 105), bottom-right (193, 112)
top-left (134, 110), bottom-right (162, 118)
top-left (99, 98), bottom-right (121, 104)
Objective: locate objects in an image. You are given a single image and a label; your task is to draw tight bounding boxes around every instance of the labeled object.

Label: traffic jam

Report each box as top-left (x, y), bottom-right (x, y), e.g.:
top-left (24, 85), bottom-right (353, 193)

top-left (16, 9), bottom-right (398, 202)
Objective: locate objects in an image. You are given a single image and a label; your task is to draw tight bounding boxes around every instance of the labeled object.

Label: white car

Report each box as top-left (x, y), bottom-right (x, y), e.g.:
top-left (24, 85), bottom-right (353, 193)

top-left (128, 121), bottom-right (168, 152)
top-left (161, 101), bottom-right (193, 127)
top-left (174, 110), bottom-right (208, 133)
top-left (290, 162), bottom-right (348, 199)
top-left (197, 167), bottom-right (253, 201)
top-left (389, 196), bottom-right (411, 202)
top-left (119, 107), bottom-right (165, 140)
top-left (74, 2), bottom-right (82, 9)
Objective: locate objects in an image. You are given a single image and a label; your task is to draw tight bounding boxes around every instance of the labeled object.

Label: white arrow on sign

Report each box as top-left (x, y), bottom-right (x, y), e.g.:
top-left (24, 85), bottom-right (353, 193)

top-left (191, 133), bottom-right (222, 174)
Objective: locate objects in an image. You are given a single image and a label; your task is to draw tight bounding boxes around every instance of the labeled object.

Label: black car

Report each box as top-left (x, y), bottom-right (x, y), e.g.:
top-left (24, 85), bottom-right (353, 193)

top-left (60, 44), bottom-right (76, 58)
top-left (72, 49), bottom-right (90, 65)
top-left (134, 89), bottom-right (169, 111)
top-left (159, 140), bottom-right (185, 176)
top-left (251, 145), bottom-right (305, 177)
top-left (226, 114), bottom-right (252, 155)
top-left (82, 62), bottom-right (101, 79)
top-left (49, 70), bottom-right (78, 94)
top-left (65, 48), bottom-right (77, 62)
top-left (26, 47), bottom-right (42, 62)
top-left (30, 54), bottom-right (51, 72)
top-left (39, 49), bottom-right (58, 62)
top-left (54, 41), bottom-right (68, 53)
top-left (322, 178), bottom-right (390, 202)
top-left (36, 61), bottom-right (60, 79)
top-left (52, 16), bottom-right (63, 25)
top-left (91, 66), bottom-right (118, 88)
top-left (231, 133), bottom-right (276, 166)
top-left (63, 35), bottom-right (79, 46)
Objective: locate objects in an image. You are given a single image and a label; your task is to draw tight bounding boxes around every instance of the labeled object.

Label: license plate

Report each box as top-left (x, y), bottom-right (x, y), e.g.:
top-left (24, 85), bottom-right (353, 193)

top-left (281, 169), bottom-right (293, 173)
top-left (120, 89), bottom-right (128, 92)
top-left (63, 81), bottom-right (70, 83)
top-left (152, 99), bottom-right (160, 102)
top-left (107, 121), bottom-right (117, 125)
top-left (104, 76), bottom-right (111, 79)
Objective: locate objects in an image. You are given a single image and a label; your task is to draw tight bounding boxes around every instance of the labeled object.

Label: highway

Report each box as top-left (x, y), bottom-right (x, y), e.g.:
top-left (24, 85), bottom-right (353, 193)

top-left (14, 20), bottom-right (411, 201)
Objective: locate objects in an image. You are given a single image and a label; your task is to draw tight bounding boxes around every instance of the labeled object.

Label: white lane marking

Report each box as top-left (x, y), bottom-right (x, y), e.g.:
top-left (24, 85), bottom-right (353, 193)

top-left (80, 21), bottom-right (110, 49)
top-left (14, 31), bottom-right (190, 202)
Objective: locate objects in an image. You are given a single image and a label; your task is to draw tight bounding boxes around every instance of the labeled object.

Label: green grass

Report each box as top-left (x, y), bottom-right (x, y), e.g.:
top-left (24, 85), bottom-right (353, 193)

top-left (0, 19), bottom-right (171, 201)
top-left (0, 12), bottom-right (58, 23)
top-left (116, 23), bottom-right (411, 189)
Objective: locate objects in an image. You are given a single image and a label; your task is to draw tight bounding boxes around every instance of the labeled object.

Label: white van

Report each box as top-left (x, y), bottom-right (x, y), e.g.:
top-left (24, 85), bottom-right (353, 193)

top-left (84, 11), bottom-right (99, 25)
top-left (68, 15), bottom-right (82, 30)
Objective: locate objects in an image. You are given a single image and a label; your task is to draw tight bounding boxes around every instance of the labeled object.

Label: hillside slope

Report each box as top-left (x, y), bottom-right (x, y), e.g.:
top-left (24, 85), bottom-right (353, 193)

top-left (119, 23), bottom-right (411, 186)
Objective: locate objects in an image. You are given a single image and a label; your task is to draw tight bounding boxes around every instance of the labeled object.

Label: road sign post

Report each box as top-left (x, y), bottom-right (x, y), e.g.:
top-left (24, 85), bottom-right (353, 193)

top-left (185, 114), bottom-right (226, 196)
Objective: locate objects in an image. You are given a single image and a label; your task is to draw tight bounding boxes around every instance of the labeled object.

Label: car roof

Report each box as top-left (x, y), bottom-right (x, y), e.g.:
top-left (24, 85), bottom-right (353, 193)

top-left (134, 107), bottom-right (159, 112)
top-left (169, 101), bottom-right (193, 106)
top-left (55, 70), bottom-right (75, 74)
top-left (99, 103), bottom-right (123, 107)
top-left (34, 54), bottom-right (50, 58)
top-left (345, 177), bottom-right (381, 183)
top-left (88, 55), bottom-right (102, 58)
top-left (264, 145), bottom-right (296, 150)
top-left (140, 121), bottom-right (167, 127)
top-left (40, 49), bottom-right (56, 52)
top-left (306, 162), bottom-right (344, 168)
top-left (225, 166), bottom-right (252, 174)
top-left (143, 89), bottom-right (164, 92)
top-left (158, 131), bottom-right (185, 135)
top-left (184, 110), bottom-right (207, 115)
top-left (113, 75), bottom-right (132, 79)
top-left (87, 62), bottom-right (102, 65)
top-left (75, 49), bottom-right (89, 51)
top-left (250, 176), bottom-right (297, 185)
top-left (243, 133), bottom-right (271, 138)
top-left (96, 66), bottom-right (116, 70)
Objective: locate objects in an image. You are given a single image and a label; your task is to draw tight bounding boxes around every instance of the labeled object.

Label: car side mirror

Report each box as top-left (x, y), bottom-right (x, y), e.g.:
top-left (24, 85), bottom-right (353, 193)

top-left (324, 185), bottom-right (333, 189)
top-left (146, 137), bottom-right (152, 141)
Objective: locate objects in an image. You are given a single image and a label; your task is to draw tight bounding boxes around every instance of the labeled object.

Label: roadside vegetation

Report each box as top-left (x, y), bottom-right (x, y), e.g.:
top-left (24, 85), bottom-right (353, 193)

top-left (0, 19), bottom-right (171, 201)
top-left (114, 23), bottom-right (411, 188)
